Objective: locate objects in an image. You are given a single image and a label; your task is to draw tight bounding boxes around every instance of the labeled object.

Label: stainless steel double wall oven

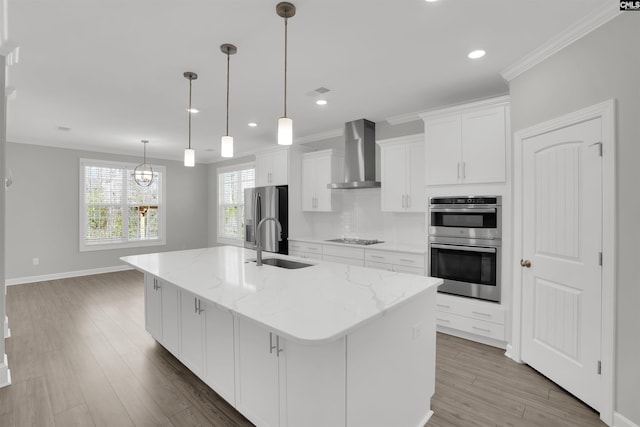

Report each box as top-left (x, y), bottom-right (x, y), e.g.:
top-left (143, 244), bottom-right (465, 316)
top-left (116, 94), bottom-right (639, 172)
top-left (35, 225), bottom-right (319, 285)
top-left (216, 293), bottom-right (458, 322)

top-left (428, 196), bottom-right (502, 303)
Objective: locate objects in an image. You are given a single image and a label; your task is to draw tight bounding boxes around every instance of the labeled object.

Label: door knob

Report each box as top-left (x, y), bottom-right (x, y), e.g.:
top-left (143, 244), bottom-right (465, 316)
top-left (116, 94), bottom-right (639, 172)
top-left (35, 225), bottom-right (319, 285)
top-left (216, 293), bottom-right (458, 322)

top-left (520, 259), bottom-right (532, 268)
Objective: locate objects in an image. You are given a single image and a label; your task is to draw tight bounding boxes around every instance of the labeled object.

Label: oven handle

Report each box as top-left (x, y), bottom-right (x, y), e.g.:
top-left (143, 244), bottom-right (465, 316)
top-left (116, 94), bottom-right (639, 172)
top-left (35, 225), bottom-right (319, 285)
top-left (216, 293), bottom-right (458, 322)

top-left (429, 208), bottom-right (496, 213)
top-left (430, 243), bottom-right (497, 254)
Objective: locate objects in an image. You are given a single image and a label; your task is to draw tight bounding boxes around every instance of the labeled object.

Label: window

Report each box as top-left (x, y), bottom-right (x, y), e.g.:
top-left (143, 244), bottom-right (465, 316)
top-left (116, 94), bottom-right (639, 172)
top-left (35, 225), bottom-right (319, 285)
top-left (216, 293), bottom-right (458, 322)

top-left (218, 163), bottom-right (255, 243)
top-left (80, 159), bottom-right (166, 251)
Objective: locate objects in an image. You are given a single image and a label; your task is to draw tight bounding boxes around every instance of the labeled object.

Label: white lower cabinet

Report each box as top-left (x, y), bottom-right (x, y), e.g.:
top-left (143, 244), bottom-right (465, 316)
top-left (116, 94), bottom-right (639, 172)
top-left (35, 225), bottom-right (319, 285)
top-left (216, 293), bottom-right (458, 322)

top-left (322, 245), bottom-right (364, 267)
top-left (235, 317), bottom-right (281, 427)
top-left (203, 302), bottom-right (235, 405)
top-left (235, 317), bottom-right (346, 427)
top-left (145, 275), bottom-right (180, 355)
top-left (435, 293), bottom-right (506, 345)
top-left (180, 291), bottom-right (205, 376)
top-left (365, 249), bottom-right (425, 275)
top-left (288, 240), bottom-right (323, 261)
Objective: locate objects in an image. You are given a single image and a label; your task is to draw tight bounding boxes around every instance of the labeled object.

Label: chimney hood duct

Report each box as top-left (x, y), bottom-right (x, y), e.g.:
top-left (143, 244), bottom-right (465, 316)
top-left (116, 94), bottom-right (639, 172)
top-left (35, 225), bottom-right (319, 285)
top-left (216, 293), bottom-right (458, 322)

top-left (328, 119), bottom-right (381, 189)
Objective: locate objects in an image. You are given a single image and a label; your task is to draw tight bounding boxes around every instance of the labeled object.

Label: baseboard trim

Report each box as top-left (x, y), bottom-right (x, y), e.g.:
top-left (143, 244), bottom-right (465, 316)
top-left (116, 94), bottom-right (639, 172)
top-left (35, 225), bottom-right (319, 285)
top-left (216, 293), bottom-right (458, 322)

top-left (504, 344), bottom-right (522, 363)
top-left (416, 410), bottom-right (434, 427)
top-left (5, 265), bottom-right (134, 286)
top-left (615, 412), bottom-right (640, 427)
top-left (0, 354), bottom-right (11, 388)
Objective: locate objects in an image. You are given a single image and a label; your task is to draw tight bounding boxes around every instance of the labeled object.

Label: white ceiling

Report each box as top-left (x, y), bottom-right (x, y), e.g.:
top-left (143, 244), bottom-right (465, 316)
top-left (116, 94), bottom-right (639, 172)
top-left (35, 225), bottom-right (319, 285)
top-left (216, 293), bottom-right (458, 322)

top-left (7, 0), bottom-right (606, 163)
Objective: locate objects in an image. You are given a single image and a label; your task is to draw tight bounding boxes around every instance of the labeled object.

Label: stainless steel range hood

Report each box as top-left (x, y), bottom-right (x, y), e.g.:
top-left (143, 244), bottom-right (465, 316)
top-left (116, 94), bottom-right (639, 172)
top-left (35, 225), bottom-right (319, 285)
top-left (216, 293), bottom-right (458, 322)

top-left (328, 119), bottom-right (381, 189)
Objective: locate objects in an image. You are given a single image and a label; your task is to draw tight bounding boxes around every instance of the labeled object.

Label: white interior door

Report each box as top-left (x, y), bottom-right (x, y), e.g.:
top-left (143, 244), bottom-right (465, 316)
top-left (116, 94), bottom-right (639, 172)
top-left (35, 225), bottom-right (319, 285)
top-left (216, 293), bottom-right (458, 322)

top-left (520, 117), bottom-right (603, 410)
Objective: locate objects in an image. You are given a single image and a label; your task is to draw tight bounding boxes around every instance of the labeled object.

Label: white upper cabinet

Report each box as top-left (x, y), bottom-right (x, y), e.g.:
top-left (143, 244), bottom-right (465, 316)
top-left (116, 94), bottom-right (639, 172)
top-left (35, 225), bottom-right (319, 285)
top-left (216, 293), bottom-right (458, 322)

top-left (378, 135), bottom-right (425, 212)
top-left (422, 98), bottom-right (509, 186)
top-left (301, 149), bottom-right (343, 212)
top-left (256, 148), bottom-right (289, 186)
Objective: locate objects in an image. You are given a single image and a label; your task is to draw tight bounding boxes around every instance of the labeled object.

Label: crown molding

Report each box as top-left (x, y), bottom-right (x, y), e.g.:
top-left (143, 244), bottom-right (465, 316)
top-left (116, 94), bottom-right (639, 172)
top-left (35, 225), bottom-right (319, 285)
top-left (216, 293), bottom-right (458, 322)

top-left (387, 94), bottom-right (510, 125)
top-left (294, 127), bottom-right (343, 144)
top-left (501, 2), bottom-right (622, 82)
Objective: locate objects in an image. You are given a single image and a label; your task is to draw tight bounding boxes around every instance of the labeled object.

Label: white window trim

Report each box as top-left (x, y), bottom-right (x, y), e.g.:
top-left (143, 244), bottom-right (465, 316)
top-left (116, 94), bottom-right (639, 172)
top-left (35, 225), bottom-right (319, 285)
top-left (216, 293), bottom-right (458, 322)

top-left (217, 161), bottom-right (255, 245)
top-left (79, 158), bottom-right (167, 252)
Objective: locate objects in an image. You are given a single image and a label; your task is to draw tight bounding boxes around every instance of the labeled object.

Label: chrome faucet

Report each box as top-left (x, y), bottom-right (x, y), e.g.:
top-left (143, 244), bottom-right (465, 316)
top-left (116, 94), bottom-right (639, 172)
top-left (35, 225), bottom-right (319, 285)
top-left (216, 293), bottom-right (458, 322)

top-left (255, 217), bottom-right (282, 266)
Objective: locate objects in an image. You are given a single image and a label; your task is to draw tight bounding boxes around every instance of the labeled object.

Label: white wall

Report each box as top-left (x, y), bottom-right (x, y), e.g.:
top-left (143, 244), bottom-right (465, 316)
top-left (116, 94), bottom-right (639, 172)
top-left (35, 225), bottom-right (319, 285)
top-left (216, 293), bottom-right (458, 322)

top-left (509, 13), bottom-right (640, 424)
top-left (5, 142), bottom-right (209, 281)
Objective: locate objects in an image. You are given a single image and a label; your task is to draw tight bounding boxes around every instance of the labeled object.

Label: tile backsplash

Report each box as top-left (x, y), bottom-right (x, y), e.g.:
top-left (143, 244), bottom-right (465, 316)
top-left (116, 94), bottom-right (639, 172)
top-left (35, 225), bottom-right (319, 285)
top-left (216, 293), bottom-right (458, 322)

top-left (308, 188), bottom-right (426, 246)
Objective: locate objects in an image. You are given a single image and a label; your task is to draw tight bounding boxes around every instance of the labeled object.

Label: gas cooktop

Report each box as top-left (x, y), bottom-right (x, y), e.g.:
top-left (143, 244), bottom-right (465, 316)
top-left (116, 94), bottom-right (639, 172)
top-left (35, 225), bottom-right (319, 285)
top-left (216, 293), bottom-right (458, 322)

top-left (325, 238), bottom-right (384, 246)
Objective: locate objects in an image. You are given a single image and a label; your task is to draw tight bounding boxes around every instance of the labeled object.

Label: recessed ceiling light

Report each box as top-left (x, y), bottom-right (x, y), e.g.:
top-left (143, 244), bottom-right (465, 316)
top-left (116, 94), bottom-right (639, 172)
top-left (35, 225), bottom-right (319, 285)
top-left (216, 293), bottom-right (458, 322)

top-left (187, 108), bottom-right (199, 113)
top-left (248, 122), bottom-right (258, 127)
top-left (424, 0), bottom-right (440, 2)
top-left (316, 99), bottom-right (327, 106)
top-left (468, 49), bottom-right (486, 59)
top-left (57, 126), bottom-right (71, 131)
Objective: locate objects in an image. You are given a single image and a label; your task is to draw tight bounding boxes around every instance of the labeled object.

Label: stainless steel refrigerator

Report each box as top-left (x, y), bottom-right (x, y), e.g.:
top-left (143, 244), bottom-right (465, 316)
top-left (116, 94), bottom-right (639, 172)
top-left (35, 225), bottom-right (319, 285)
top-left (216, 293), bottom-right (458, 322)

top-left (244, 185), bottom-right (288, 255)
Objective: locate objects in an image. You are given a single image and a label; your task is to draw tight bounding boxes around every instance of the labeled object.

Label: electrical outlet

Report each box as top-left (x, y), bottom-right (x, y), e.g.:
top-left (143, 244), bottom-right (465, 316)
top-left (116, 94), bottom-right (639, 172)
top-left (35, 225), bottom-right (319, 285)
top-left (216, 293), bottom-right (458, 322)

top-left (33, 258), bottom-right (39, 266)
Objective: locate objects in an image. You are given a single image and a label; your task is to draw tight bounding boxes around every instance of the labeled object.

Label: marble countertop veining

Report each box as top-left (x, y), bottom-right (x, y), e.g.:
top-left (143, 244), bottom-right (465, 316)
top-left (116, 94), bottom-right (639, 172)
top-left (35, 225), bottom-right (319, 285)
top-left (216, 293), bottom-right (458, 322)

top-left (121, 246), bottom-right (440, 345)
top-left (289, 236), bottom-right (427, 254)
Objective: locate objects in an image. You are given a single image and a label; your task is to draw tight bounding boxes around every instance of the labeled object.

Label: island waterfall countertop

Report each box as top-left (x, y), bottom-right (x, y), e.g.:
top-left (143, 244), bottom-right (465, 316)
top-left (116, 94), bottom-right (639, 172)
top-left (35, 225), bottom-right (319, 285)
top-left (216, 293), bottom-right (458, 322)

top-left (121, 245), bottom-right (441, 345)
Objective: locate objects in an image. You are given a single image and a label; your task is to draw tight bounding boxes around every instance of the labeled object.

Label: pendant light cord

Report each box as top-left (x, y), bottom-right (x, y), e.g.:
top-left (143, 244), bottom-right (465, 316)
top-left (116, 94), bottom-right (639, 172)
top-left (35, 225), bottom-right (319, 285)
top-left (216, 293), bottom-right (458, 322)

top-left (188, 78), bottom-right (193, 149)
top-left (284, 16), bottom-right (288, 117)
top-left (143, 140), bottom-right (147, 163)
top-left (226, 51), bottom-right (230, 136)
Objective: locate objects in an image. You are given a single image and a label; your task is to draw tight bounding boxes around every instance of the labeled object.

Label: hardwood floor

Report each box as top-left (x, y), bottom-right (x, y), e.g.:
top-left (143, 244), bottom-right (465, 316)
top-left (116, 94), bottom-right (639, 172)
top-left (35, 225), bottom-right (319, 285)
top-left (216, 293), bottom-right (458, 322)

top-left (1, 271), bottom-right (605, 427)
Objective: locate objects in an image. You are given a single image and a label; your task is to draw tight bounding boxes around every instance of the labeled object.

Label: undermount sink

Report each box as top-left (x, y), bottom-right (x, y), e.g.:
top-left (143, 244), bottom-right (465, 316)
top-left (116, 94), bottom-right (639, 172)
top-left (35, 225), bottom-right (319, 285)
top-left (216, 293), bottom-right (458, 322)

top-left (252, 258), bottom-right (313, 269)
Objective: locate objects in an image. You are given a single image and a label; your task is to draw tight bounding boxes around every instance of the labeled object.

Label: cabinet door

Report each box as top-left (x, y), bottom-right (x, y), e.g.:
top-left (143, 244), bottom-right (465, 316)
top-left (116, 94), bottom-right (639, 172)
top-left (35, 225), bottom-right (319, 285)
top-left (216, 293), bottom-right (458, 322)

top-left (284, 337), bottom-right (346, 427)
top-left (255, 152), bottom-right (272, 187)
top-left (380, 143), bottom-right (406, 212)
top-left (314, 155), bottom-right (333, 211)
top-left (160, 281), bottom-right (180, 355)
top-left (144, 275), bottom-right (163, 339)
top-left (180, 291), bottom-right (204, 376)
top-left (235, 317), bottom-right (280, 427)
top-left (425, 115), bottom-right (461, 185)
top-left (301, 156), bottom-right (316, 211)
top-left (269, 150), bottom-right (289, 186)
top-left (204, 302), bottom-right (235, 405)
top-left (461, 106), bottom-right (506, 183)
top-left (405, 140), bottom-right (425, 212)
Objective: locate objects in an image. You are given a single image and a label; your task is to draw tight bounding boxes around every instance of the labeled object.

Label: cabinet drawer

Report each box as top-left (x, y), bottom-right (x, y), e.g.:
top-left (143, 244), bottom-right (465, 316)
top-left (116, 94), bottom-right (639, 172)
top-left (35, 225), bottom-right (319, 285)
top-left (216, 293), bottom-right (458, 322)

top-left (365, 249), bottom-right (425, 268)
top-left (436, 311), bottom-right (505, 341)
top-left (322, 245), bottom-right (364, 260)
top-left (364, 260), bottom-right (393, 271)
top-left (392, 264), bottom-right (425, 276)
top-left (289, 241), bottom-right (323, 254)
top-left (289, 249), bottom-right (322, 261)
top-left (436, 293), bottom-right (505, 325)
top-left (323, 254), bottom-right (364, 267)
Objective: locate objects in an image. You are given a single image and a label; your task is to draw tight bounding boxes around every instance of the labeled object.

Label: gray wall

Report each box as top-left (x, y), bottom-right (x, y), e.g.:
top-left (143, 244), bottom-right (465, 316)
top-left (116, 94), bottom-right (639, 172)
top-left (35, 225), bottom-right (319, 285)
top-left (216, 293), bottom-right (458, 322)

top-left (5, 142), bottom-right (209, 280)
top-left (509, 13), bottom-right (640, 423)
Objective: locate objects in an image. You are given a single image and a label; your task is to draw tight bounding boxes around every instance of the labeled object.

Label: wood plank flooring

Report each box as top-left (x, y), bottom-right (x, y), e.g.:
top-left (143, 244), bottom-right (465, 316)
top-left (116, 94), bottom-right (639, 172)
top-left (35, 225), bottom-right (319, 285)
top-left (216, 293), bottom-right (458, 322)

top-left (2, 270), bottom-right (605, 427)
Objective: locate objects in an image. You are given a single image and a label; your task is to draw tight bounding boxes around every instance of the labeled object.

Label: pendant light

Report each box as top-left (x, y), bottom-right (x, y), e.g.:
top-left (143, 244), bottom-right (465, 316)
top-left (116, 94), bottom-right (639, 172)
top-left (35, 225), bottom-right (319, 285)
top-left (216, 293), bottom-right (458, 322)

top-left (134, 140), bottom-right (154, 187)
top-left (220, 44), bottom-right (237, 158)
top-left (276, 2), bottom-right (295, 146)
top-left (183, 71), bottom-right (198, 167)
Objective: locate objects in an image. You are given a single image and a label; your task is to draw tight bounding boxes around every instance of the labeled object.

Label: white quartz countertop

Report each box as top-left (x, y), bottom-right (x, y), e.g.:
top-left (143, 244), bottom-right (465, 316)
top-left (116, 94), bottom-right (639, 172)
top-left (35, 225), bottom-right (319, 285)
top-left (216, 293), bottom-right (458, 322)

top-left (289, 236), bottom-right (427, 254)
top-left (121, 246), bottom-right (440, 345)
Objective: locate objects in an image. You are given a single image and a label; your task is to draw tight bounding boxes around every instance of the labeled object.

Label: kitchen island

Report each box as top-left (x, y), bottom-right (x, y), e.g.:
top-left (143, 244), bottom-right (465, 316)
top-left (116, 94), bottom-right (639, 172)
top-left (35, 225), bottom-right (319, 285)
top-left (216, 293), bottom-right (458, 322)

top-left (121, 246), bottom-right (441, 427)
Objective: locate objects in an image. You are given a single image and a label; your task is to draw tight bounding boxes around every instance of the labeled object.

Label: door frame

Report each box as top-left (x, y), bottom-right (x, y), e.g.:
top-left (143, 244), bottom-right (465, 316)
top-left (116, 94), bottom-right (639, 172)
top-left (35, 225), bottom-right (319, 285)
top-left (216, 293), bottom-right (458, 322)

top-left (509, 99), bottom-right (615, 425)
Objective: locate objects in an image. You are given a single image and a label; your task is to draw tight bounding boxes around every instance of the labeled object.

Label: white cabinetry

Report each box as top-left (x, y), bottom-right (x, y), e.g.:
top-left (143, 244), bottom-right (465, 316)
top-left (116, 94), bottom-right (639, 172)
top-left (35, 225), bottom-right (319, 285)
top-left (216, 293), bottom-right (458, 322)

top-left (364, 249), bottom-right (425, 275)
top-left (378, 135), bottom-right (425, 212)
top-left (145, 275), bottom-right (180, 355)
top-left (435, 293), bottom-right (506, 345)
top-left (235, 317), bottom-right (346, 427)
top-left (288, 240), bottom-right (323, 261)
top-left (422, 98), bottom-right (508, 186)
top-left (301, 150), bottom-right (342, 212)
top-left (180, 290), bottom-right (205, 376)
top-left (235, 318), bottom-right (281, 427)
top-left (322, 245), bottom-right (364, 267)
top-left (256, 149), bottom-right (288, 186)
top-left (203, 302), bottom-right (235, 405)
